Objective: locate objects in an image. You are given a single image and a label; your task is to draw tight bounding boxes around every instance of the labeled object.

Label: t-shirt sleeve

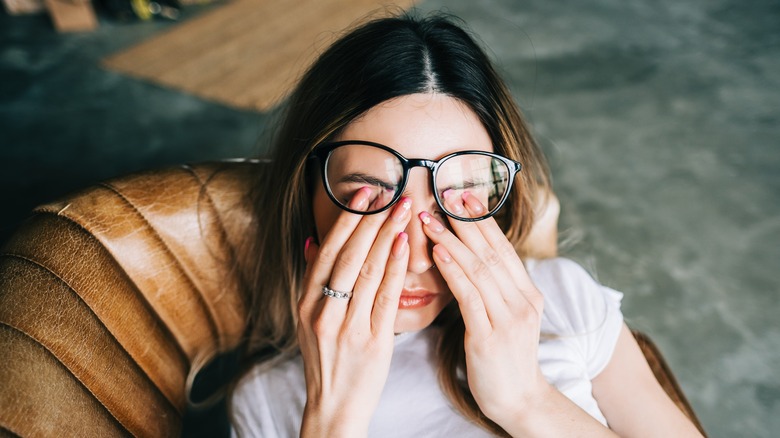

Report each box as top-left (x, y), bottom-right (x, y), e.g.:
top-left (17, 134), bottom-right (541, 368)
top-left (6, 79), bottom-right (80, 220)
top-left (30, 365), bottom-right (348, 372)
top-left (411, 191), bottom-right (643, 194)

top-left (527, 257), bottom-right (624, 379)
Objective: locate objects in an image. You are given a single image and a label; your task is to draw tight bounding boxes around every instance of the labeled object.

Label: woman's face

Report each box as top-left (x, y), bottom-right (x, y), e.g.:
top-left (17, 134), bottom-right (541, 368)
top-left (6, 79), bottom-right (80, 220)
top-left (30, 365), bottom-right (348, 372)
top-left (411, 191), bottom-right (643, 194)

top-left (312, 93), bottom-right (494, 333)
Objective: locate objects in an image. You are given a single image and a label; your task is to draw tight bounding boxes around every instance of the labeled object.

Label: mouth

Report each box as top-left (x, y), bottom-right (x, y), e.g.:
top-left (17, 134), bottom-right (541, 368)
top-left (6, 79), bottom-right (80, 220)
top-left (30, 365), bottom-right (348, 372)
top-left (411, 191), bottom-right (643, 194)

top-left (398, 288), bottom-right (437, 309)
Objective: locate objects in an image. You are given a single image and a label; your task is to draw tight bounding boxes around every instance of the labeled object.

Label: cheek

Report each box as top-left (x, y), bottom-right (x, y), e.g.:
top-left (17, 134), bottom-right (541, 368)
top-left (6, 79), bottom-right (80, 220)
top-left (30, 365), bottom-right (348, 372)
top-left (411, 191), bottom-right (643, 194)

top-left (312, 183), bottom-right (341, 242)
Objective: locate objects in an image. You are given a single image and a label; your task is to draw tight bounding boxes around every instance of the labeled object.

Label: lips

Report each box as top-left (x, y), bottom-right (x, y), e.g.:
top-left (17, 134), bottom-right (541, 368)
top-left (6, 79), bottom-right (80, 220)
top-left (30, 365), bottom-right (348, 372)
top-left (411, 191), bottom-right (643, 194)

top-left (399, 288), bottom-right (436, 309)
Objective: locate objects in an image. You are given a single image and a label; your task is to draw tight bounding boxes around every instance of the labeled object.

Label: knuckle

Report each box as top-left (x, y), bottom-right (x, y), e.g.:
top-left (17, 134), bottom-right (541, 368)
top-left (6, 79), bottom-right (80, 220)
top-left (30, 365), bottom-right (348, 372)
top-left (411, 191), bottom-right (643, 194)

top-left (481, 247), bottom-right (501, 267)
top-left (310, 313), bottom-right (335, 338)
top-left (296, 289), bottom-right (315, 318)
top-left (516, 290), bottom-right (544, 320)
top-left (471, 259), bottom-right (492, 281)
top-left (373, 290), bottom-right (395, 311)
top-left (317, 243), bottom-right (339, 264)
top-left (334, 249), bottom-right (362, 272)
top-left (497, 240), bottom-right (518, 259)
top-left (463, 288), bottom-right (484, 312)
top-left (517, 304), bottom-right (535, 320)
top-left (358, 258), bottom-right (383, 281)
top-left (296, 299), bottom-right (307, 317)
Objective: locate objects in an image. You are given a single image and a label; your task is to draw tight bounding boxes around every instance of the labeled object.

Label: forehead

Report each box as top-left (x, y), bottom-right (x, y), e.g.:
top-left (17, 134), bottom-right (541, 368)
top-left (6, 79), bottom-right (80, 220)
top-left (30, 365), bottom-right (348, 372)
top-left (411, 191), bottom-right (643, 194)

top-left (336, 93), bottom-right (493, 159)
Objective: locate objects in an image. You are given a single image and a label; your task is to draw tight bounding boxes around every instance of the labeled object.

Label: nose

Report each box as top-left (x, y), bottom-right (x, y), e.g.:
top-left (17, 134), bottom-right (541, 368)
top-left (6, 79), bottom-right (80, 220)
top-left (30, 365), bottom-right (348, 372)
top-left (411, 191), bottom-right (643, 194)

top-left (403, 169), bottom-right (437, 274)
top-left (404, 211), bottom-right (435, 274)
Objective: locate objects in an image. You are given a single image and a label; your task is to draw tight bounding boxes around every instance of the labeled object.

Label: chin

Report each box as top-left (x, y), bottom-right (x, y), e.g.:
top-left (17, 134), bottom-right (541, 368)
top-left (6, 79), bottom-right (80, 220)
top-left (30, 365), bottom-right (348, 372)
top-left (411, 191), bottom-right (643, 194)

top-left (393, 295), bottom-right (453, 334)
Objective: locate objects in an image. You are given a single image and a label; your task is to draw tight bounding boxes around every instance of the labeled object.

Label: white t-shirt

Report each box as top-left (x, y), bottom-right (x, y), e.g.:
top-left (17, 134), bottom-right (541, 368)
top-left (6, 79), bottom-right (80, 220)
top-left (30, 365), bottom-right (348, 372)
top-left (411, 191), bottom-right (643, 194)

top-left (230, 257), bottom-right (624, 437)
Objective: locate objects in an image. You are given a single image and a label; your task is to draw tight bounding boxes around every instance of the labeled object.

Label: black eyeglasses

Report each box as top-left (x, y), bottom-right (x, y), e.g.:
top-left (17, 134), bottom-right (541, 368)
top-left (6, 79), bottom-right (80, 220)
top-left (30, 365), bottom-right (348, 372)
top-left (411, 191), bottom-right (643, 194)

top-left (308, 140), bottom-right (522, 222)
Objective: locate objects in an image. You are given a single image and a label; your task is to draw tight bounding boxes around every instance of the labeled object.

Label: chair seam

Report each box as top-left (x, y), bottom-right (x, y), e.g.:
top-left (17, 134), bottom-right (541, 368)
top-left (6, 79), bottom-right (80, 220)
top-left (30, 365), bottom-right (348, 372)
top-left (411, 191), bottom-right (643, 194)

top-left (97, 180), bottom-right (222, 355)
top-left (13, 210), bottom-right (191, 367)
top-left (0, 252), bottom-right (184, 416)
top-left (182, 163), bottom-right (243, 350)
top-left (0, 321), bottom-right (137, 436)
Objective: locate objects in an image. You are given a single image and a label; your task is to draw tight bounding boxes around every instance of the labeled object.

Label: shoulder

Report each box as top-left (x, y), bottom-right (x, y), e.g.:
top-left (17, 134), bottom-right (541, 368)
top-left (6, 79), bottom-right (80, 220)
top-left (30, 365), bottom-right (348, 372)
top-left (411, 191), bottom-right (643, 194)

top-left (527, 258), bottom-right (625, 378)
top-left (525, 257), bottom-right (607, 306)
top-left (525, 257), bottom-right (593, 284)
top-left (525, 257), bottom-right (623, 336)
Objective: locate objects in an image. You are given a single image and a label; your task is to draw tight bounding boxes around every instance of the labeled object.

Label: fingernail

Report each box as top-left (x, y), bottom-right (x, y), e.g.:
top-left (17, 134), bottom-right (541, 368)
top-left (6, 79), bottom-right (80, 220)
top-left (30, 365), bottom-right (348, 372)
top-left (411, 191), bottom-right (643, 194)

top-left (419, 212), bottom-right (444, 233)
top-left (462, 191), bottom-right (485, 214)
top-left (443, 189), bottom-right (464, 214)
top-left (392, 197), bottom-right (412, 222)
top-left (433, 244), bottom-right (452, 263)
top-left (349, 187), bottom-right (371, 210)
top-left (304, 237), bottom-right (315, 263)
top-left (304, 236), bottom-right (313, 252)
top-left (392, 232), bottom-right (408, 258)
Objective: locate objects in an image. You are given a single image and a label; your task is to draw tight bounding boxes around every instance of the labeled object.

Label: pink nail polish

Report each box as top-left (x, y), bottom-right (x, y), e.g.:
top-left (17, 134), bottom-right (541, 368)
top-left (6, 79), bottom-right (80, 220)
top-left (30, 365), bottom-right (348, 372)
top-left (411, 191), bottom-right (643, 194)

top-left (443, 190), bottom-right (464, 214)
top-left (304, 236), bottom-right (313, 252)
top-left (392, 197), bottom-right (412, 221)
top-left (349, 187), bottom-right (371, 210)
top-left (392, 232), bottom-right (408, 258)
top-left (419, 212), bottom-right (444, 233)
top-left (462, 191), bottom-right (485, 214)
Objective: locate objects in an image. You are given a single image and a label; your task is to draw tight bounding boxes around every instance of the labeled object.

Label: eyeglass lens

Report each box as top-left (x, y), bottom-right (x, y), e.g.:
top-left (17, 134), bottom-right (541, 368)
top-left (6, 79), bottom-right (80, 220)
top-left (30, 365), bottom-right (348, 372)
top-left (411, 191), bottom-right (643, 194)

top-left (324, 144), bottom-right (511, 219)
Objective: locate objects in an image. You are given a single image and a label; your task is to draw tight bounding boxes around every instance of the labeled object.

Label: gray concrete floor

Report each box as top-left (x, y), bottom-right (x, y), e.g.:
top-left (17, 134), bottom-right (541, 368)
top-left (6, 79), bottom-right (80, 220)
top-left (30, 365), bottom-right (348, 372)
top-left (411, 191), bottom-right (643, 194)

top-left (1, 1), bottom-right (778, 437)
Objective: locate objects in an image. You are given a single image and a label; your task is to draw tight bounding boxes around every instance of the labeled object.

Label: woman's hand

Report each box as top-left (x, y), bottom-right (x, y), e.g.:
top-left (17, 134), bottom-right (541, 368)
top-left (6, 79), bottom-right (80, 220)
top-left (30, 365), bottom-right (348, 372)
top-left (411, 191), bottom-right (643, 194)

top-left (420, 191), bottom-right (551, 427)
top-left (420, 192), bottom-right (619, 436)
top-left (297, 188), bottom-right (411, 437)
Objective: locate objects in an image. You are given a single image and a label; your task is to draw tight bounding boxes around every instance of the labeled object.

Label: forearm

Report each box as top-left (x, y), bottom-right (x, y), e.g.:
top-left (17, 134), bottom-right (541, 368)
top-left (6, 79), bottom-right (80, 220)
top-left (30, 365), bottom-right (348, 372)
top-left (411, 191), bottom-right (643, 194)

top-left (495, 384), bottom-right (618, 438)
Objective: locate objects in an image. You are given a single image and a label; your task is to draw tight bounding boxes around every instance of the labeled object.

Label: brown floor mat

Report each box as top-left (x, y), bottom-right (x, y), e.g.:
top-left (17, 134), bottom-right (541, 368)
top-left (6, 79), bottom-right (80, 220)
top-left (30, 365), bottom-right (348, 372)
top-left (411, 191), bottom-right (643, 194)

top-left (103, 0), bottom-right (416, 112)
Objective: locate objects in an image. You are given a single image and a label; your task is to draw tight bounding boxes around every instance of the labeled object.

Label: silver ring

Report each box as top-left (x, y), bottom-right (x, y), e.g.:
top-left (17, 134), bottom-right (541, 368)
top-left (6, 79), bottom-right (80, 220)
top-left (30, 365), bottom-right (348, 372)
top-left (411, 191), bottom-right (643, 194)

top-left (322, 286), bottom-right (352, 299)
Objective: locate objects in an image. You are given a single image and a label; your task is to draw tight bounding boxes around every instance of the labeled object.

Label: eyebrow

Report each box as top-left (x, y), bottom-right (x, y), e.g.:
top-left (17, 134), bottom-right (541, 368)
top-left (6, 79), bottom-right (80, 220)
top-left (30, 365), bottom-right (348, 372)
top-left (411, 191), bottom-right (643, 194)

top-left (337, 173), bottom-right (397, 190)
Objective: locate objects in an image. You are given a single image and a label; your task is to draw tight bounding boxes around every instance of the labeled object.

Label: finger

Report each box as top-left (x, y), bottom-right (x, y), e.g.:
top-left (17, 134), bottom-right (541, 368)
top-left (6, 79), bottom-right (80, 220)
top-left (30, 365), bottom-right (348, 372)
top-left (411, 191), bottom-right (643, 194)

top-left (298, 241), bottom-right (323, 382)
top-left (431, 243), bottom-right (491, 338)
top-left (299, 240), bottom-right (336, 341)
top-left (461, 191), bottom-right (542, 313)
top-left (420, 211), bottom-right (509, 324)
top-left (443, 191), bottom-right (527, 309)
top-left (370, 231), bottom-right (409, 335)
top-left (346, 198), bottom-right (412, 323)
top-left (299, 237), bottom-right (326, 333)
top-left (297, 333), bottom-right (319, 390)
top-left (300, 237), bottom-right (319, 313)
top-left (301, 187), bottom-right (373, 309)
top-left (321, 200), bottom-right (398, 311)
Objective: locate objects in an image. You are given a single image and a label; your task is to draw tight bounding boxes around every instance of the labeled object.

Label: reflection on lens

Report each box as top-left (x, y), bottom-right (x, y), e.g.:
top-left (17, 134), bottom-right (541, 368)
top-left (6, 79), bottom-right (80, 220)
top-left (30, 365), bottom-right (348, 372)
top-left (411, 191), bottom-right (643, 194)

top-left (325, 144), bottom-right (403, 212)
top-left (436, 154), bottom-right (509, 219)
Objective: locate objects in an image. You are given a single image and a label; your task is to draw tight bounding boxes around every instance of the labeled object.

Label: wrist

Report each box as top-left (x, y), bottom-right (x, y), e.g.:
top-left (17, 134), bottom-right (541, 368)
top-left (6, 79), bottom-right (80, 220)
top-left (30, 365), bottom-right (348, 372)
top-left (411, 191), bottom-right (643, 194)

top-left (484, 378), bottom-right (556, 429)
top-left (301, 401), bottom-right (371, 438)
top-left (488, 381), bottom-right (616, 438)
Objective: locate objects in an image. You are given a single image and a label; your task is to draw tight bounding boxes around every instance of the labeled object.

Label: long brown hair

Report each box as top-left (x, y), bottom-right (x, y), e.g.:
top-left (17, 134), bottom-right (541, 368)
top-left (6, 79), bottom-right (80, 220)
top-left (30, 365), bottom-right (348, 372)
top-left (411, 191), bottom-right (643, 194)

top-left (240, 12), bottom-right (550, 435)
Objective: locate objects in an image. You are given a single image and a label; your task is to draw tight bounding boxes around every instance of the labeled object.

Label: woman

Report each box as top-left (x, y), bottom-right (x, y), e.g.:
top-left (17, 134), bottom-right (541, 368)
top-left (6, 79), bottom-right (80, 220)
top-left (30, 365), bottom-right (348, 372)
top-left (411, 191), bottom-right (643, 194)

top-left (230, 12), bottom-right (703, 437)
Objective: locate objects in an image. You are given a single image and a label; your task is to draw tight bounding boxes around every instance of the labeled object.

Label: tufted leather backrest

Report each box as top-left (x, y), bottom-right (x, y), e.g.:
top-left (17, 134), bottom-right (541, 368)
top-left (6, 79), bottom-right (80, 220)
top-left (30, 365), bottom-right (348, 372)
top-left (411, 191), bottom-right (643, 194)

top-left (0, 161), bottom-right (260, 437)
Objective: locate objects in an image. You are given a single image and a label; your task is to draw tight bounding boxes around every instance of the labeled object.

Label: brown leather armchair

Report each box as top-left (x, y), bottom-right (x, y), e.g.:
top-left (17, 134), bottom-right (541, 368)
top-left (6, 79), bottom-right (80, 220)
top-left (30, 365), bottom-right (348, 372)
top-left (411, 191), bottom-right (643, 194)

top-left (0, 162), bottom-right (704, 437)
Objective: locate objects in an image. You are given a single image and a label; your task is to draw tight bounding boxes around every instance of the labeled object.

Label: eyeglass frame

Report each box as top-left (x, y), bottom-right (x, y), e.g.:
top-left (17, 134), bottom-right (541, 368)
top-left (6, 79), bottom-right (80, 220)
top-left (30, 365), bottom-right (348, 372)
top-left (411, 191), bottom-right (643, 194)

top-left (307, 140), bottom-right (523, 222)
